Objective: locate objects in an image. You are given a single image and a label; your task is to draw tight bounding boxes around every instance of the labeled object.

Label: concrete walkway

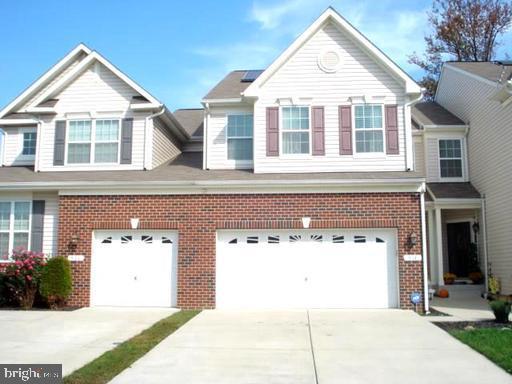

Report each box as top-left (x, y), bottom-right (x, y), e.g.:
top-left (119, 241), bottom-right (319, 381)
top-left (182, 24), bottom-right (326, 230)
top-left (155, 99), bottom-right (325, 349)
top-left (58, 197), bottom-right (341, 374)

top-left (0, 307), bottom-right (177, 375)
top-left (111, 310), bottom-right (512, 384)
top-left (430, 296), bottom-right (496, 322)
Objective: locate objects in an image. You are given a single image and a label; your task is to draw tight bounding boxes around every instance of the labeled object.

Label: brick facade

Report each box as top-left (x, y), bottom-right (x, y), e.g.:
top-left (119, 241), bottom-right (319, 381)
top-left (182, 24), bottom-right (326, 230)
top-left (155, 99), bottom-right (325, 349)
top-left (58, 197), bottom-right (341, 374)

top-left (57, 192), bottom-right (424, 310)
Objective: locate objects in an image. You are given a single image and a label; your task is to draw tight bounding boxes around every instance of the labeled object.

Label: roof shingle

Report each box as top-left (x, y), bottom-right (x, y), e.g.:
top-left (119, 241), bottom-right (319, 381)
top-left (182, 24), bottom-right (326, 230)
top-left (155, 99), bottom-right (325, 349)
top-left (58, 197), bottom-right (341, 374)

top-left (447, 62), bottom-right (512, 84)
top-left (203, 70), bottom-right (260, 100)
top-left (412, 102), bottom-right (465, 127)
top-left (173, 109), bottom-right (204, 138)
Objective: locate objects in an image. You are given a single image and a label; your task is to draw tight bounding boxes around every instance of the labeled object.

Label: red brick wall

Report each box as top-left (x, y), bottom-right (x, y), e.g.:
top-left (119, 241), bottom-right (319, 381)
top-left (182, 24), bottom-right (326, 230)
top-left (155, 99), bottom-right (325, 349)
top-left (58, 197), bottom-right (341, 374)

top-left (57, 193), bottom-right (424, 310)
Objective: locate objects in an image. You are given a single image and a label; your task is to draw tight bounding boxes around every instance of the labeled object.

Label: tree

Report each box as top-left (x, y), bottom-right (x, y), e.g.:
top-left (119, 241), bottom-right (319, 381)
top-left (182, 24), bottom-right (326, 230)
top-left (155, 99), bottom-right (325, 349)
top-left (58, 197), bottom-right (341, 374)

top-left (410, 0), bottom-right (512, 99)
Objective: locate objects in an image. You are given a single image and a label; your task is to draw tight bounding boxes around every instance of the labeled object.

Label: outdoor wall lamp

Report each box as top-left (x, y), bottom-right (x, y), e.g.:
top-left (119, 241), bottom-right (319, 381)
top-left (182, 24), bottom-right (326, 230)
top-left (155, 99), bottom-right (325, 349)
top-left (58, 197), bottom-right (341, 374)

top-left (472, 221), bottom-right (480, 235)
top-left (69, 234), bottom-right (80, 246)
top-left (408, 232), bottom-right (418, 248)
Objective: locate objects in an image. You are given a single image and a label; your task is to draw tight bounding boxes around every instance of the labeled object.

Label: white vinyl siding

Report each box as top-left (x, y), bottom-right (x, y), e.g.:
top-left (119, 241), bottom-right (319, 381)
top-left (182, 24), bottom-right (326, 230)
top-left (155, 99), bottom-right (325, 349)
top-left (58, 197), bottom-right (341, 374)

top-left (413, 135), bottom-right (425, 175)
top-left (152, 117), bottom-right (182, 168)
top-left (252, 22), bottom-right (407, 173)
top-left (1, 126), bottom-right (38, 166)
top-left (436, 65), bottom-right (512, 293)
top-left (36, 61), bottom-right (148, 171)
top-left (206, 105), bottom-right (254, 169)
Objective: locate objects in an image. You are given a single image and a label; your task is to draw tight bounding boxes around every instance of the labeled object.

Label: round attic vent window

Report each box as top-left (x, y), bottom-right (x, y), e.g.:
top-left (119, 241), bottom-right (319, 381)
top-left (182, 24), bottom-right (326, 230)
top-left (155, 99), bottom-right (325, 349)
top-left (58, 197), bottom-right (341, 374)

top-left (318, 50), bottom-right (342, 73)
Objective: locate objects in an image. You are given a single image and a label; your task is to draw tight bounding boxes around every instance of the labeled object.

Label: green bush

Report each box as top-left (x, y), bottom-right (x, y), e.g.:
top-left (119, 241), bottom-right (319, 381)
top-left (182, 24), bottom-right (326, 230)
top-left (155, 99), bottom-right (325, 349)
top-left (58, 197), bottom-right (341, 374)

top-left (39, 257), bottom-right (72, 309)
top-left (490, 300), bottom-right (511, 324)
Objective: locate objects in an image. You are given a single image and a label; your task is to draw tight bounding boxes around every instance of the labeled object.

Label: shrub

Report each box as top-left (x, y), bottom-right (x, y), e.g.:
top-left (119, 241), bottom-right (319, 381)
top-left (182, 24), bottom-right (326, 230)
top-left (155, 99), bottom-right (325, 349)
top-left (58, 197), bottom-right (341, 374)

top-left (40, 256), bottom-right (72, 309)
top-left (5, 249), bottom-right (46, 309)
top-left (489, 300), bottom-right (511, 324)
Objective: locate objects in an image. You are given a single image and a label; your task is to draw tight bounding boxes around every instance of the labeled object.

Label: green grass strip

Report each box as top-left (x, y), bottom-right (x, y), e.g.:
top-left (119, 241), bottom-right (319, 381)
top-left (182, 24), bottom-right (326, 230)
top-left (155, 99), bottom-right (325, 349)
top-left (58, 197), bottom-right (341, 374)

top-left (64, 310), bottom-right (200, 384)
top-left (450, 328), bottom-right (512, 374)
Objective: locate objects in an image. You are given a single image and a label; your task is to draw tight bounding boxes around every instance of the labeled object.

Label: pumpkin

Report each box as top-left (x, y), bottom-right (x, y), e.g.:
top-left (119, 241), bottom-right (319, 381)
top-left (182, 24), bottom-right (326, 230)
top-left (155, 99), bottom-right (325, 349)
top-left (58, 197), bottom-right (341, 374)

top-left (437, 289), bottom-right (449, 298)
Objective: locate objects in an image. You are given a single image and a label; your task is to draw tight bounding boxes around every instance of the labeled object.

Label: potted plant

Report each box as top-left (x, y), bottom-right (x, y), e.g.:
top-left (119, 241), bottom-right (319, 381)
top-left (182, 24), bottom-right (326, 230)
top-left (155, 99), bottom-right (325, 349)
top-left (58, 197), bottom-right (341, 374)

top-left (443, 272), bottom-right (456, 285)
top-left (489, 300), bottom-right (511, 324)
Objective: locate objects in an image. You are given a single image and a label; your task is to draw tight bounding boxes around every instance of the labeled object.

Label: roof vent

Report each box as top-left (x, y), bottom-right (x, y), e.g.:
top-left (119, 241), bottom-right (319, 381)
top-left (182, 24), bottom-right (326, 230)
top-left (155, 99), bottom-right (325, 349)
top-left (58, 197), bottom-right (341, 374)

top-left (318, 49), bottom-right (342, 73)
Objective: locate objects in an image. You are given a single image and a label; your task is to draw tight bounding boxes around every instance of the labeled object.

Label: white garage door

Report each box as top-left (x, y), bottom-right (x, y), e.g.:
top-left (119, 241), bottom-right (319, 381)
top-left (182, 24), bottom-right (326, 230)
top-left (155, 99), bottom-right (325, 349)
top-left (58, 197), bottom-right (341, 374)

top-left (91, 230), bottom-right (178, 307)
top-left (216, 229), bottom-right (398, 309)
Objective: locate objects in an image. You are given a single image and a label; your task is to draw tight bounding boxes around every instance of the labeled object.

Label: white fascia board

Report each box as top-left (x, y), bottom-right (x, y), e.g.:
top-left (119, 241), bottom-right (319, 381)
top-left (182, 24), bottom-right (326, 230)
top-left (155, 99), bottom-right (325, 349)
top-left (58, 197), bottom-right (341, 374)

top-left (0, 119), bottom-right (39, 125)
top-left (129, 103), bottom-right (161, 111)
top-left (0, 44), bottom-right (91, 119)
top-left (29, 51), bottom-right (161, 109)
top-left (201, 98), bottom-right (243, 104)
top-left (243, 7), bottom-right (421, 97)
top-left (0, 178), bottom-right (425, 194)
top-left (423, 126), bottom-right (468, 135)
top-left (428, 199), bottom-right (482, 209)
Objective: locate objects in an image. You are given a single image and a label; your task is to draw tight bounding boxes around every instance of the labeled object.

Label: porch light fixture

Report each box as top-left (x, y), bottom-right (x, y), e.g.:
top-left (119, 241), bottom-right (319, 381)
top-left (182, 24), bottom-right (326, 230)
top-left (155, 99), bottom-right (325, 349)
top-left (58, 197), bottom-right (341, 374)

top-left (472, 221), bottom-right (480, 235)
top-left (408, 232), bottom-right (418, 248)
top-left (302, 217), bottom-right (311, 229)
top-left (69, 234), bottom-right (80, 246)
top-left (130, 218), bottom-right (140, 230)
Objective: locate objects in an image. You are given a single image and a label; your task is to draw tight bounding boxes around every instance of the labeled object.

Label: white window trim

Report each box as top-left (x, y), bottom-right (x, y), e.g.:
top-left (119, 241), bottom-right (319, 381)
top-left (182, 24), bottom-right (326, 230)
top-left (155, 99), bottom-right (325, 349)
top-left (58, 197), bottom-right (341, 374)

top-left (65, 118), bottom-right (121, 166)
top-left (18, 127), bottom-right (37, 160)
top-left (352, 104), bottom-right (386, 158)
top-left (225, 113), bottom-right (254, 163)
top-left (280, 105), bottom-right (312, 157)
top-left (0, 200), bottom-right (32, 263)
top-left (438, 138), bottom-right (465, 181)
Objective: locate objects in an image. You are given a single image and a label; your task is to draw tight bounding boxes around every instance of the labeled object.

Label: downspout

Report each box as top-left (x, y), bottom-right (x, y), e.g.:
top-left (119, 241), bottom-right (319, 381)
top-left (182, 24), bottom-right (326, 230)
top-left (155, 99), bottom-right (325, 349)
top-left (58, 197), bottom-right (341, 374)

top-left (34, 117), bottom-right (44, 172)
top-left (481, 194), bottom-right (489, 293)
top-left (203, 102), bottom-right (209, 170)
top-left (404, 91), bottom-right (424, 171)
top-left (144, 106), bottom-right (165, 170)
top-left (420, 182), bottom-right (430, 313)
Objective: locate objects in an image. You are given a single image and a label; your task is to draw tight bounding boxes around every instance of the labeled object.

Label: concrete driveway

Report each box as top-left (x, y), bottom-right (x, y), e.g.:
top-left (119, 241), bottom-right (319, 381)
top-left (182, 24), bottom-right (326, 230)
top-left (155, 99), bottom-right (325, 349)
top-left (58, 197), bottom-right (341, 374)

top-left (111, 309), bottom-right (512, 384)
top-left (0, 307), bottom-right (177, 375)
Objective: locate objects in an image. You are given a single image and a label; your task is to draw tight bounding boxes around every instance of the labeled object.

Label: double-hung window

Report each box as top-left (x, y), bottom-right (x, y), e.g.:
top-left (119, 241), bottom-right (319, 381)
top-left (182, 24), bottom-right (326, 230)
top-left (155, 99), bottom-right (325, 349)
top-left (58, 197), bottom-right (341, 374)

top-left (354, 104), bottom-right (384, 153)
top-left (0, 201), bottom-right (31, 260)
top-left (227, 114), bottom-right (253, 161)
top-left (22, 132), bottom-right (37, 156)
top-left (68, 120), bottom-right (92, 164)
top-left (67, 119), bottom-right (120, 164)
top-left (439, 139), bottom-right (463, 178)
top-left (95, 120), bottom-right (120, 163)
top-left (282, 106), bottom-right (309, 154)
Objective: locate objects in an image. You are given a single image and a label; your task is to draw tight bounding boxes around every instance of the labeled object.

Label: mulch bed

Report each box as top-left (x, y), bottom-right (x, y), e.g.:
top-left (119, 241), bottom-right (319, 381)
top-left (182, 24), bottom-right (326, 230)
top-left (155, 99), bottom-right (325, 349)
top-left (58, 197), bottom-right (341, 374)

top-left (435, 320), bottom-right (512, 331)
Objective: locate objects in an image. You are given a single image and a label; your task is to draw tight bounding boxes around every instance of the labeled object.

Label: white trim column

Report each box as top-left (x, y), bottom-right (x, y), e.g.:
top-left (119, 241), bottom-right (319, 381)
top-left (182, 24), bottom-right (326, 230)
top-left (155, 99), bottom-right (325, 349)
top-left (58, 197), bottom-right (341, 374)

top-left (435, 208), bottom-right (444, 286)
top-left (427, 209), bottom-right (437, 284)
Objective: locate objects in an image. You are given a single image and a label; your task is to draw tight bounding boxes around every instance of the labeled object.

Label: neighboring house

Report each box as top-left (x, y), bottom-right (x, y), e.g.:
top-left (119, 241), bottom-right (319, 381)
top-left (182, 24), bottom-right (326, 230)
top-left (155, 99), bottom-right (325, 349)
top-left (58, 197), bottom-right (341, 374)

top-left (0, 8), bottom-right (430, 311)
top-left (431, 61), bottom-right (512, 295)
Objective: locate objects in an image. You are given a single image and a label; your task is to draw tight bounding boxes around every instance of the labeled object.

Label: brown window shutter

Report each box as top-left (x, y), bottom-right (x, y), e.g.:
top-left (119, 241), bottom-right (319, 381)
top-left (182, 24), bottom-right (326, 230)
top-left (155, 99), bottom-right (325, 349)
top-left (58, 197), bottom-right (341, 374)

top-left (266, 107), bottom-right (279, 156)
top-left (385, 105), bottom-right (399, 155)
top-left (312, 106), bottom-right (325, 156)
top-left (339, 106), bottom-right (352, 155)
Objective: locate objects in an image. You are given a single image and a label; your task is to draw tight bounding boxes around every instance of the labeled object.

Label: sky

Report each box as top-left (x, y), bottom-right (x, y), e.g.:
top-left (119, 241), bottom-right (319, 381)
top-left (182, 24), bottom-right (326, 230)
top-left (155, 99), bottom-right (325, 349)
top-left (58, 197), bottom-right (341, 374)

top-left (1, 0), bottom-right (511, 111)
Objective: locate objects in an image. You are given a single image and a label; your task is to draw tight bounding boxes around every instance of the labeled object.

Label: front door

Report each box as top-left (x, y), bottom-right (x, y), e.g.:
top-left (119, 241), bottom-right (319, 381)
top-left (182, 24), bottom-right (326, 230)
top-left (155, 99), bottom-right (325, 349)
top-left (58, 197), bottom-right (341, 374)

top-left (447, 222), bottom-right (471, 277)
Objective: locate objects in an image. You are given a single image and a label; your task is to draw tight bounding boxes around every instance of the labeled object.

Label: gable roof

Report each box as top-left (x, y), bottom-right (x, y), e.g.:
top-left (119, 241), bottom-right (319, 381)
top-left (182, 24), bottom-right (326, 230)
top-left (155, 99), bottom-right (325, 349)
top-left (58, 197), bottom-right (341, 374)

top-left (173, 108), bottom-right (204, 137)
top-left (28, 50), bottom-right (161, 109)
top-left (412, 102), bottom-right (466, 127)
top-left (446, 62), bottom-right (512, 84)
top-left (0, 44), bottom-right (91, 118)
top-left (243, 7), bottom-right (421, 97)
top-left (203, 70), bottom-right (261, 101)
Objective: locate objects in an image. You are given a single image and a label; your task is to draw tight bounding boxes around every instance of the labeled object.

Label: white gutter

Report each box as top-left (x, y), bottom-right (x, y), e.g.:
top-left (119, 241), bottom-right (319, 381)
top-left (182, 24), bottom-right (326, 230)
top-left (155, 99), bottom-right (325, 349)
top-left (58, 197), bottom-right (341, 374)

top-left (143, 106), bottom-right (165, 170)
top-left (203, 103), bottom-right (209, 170)
top-left (420, 182), bottom-right (429, 313)
top-left (405, 92), bottom-right (424, 171)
